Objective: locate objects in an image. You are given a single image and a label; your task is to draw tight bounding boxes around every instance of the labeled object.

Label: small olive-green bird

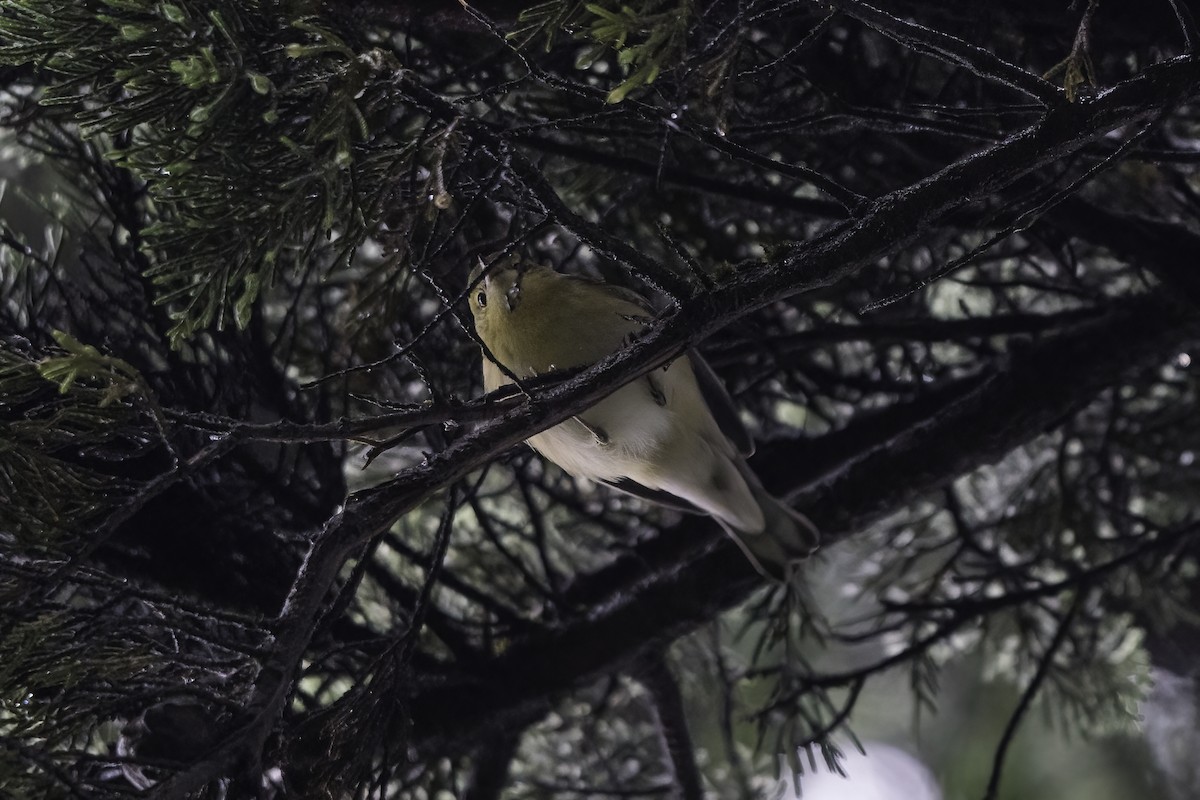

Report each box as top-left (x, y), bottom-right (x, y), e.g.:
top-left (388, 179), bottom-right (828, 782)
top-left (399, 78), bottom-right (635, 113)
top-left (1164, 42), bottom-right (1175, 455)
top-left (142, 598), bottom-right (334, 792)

top-left (468, 261), bottom-right (818, 580)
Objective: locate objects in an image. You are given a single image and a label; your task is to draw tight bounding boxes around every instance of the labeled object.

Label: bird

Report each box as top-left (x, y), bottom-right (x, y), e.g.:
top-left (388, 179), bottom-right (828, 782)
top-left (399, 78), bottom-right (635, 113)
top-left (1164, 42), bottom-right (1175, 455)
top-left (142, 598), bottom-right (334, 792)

top-left (467, 259), bottom-right (818, 580)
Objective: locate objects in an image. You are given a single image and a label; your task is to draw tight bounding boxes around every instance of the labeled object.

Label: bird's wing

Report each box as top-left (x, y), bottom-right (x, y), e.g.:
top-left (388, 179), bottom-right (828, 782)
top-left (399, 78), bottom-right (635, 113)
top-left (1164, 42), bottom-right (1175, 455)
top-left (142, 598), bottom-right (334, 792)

top-left (689, 351), bottom-right (755, 457)
top-left (600, 477), bottom-right (705, 515)
top-left (563, 274), bottom-right (754, 455)
top-left (559, 272), bottom-right (655, 316)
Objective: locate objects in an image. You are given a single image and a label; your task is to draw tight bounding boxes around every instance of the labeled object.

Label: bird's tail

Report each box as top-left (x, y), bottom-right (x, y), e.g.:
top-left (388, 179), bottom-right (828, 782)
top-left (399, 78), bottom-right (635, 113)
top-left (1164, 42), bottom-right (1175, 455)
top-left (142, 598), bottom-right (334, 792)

top-left (723, 460), bottom-right (819, 581)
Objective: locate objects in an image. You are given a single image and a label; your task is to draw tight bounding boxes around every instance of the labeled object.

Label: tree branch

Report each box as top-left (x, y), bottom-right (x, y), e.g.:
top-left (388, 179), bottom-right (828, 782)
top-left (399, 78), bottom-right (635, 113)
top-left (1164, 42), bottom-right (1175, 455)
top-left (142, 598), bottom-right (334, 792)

top-left (638, 654), bottom-right (705, 800)
top-left (404, 288), bottom-right (1198, 758)
top-left (463, 733), bottom-right (523, 800)
top-left (152, 53), bottom-right (1200, 792)
top-left (829, 0), bottom-right (1064, 105)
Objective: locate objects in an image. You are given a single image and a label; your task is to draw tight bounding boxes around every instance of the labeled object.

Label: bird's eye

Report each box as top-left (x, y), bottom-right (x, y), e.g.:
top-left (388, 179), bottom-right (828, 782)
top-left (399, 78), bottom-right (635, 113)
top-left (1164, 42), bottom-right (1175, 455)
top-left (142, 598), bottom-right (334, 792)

top-left (476, 290), bottom-right (487, 308)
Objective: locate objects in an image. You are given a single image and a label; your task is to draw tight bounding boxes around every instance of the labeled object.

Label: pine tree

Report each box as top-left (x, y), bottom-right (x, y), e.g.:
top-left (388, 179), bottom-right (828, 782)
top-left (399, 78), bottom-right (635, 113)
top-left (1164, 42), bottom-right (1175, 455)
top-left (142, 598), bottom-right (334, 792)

top-left (1, 0), bottom-right (1199, 797)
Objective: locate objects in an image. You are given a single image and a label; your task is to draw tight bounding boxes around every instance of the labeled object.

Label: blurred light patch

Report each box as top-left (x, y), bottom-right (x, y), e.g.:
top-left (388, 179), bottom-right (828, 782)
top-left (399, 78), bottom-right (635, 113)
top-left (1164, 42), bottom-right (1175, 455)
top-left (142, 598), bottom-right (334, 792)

top-left (1142, 668), bottom-right (1200, 800)
top-left (776, 743), bottom-right (941, 800)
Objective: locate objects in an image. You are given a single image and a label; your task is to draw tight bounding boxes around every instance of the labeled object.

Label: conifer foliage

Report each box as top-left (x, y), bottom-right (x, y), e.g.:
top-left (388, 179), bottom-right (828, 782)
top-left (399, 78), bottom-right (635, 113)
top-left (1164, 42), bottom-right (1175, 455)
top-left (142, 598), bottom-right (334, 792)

top-left (1, 0), bottom-right (1199, 797)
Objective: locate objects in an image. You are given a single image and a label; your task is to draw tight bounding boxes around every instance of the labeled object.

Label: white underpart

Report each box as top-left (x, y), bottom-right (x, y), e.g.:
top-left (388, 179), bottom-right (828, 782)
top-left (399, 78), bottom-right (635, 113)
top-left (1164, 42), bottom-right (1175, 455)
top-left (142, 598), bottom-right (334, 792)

top-left (527, 360), bottom-right (766, 534)
top-left (527, 369), bottom-right (677, 481)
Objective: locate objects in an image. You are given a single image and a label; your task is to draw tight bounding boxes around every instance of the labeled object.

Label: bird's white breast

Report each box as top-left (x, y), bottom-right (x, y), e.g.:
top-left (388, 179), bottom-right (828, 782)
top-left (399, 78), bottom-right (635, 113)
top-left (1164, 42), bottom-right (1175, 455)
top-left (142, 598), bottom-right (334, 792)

top-left (527, 365), bottom-right (684, 483)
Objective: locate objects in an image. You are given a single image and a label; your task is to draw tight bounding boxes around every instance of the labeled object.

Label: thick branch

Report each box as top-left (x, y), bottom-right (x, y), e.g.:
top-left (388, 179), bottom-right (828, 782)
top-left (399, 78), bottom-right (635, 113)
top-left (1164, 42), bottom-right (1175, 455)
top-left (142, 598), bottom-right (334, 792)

top-left (1048, 195), bottom-right (1200, 305)
top-left (463, 733), bottom-right (523, 800)
top-left (639, 654), bottom-right (705, 800)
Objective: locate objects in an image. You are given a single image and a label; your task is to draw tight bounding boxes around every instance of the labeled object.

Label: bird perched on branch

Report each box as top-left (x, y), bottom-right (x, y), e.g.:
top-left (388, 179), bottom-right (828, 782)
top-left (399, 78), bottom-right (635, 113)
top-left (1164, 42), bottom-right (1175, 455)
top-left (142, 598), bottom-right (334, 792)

top-left (467, 259), bottom-right (818, 580)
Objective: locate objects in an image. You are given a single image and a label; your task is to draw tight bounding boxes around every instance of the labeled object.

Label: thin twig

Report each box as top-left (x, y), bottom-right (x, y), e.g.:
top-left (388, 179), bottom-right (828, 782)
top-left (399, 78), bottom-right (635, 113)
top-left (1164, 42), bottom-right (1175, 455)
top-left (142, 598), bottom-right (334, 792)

top-left (982, 592), bottom-right (1083, 800)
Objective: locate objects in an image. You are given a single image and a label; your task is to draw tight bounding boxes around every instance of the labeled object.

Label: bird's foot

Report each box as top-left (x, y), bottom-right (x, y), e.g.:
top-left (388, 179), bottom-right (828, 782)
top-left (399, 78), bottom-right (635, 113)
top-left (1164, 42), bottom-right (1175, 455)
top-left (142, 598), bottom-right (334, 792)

top-left (573, 416), bottom-right (610, 446)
